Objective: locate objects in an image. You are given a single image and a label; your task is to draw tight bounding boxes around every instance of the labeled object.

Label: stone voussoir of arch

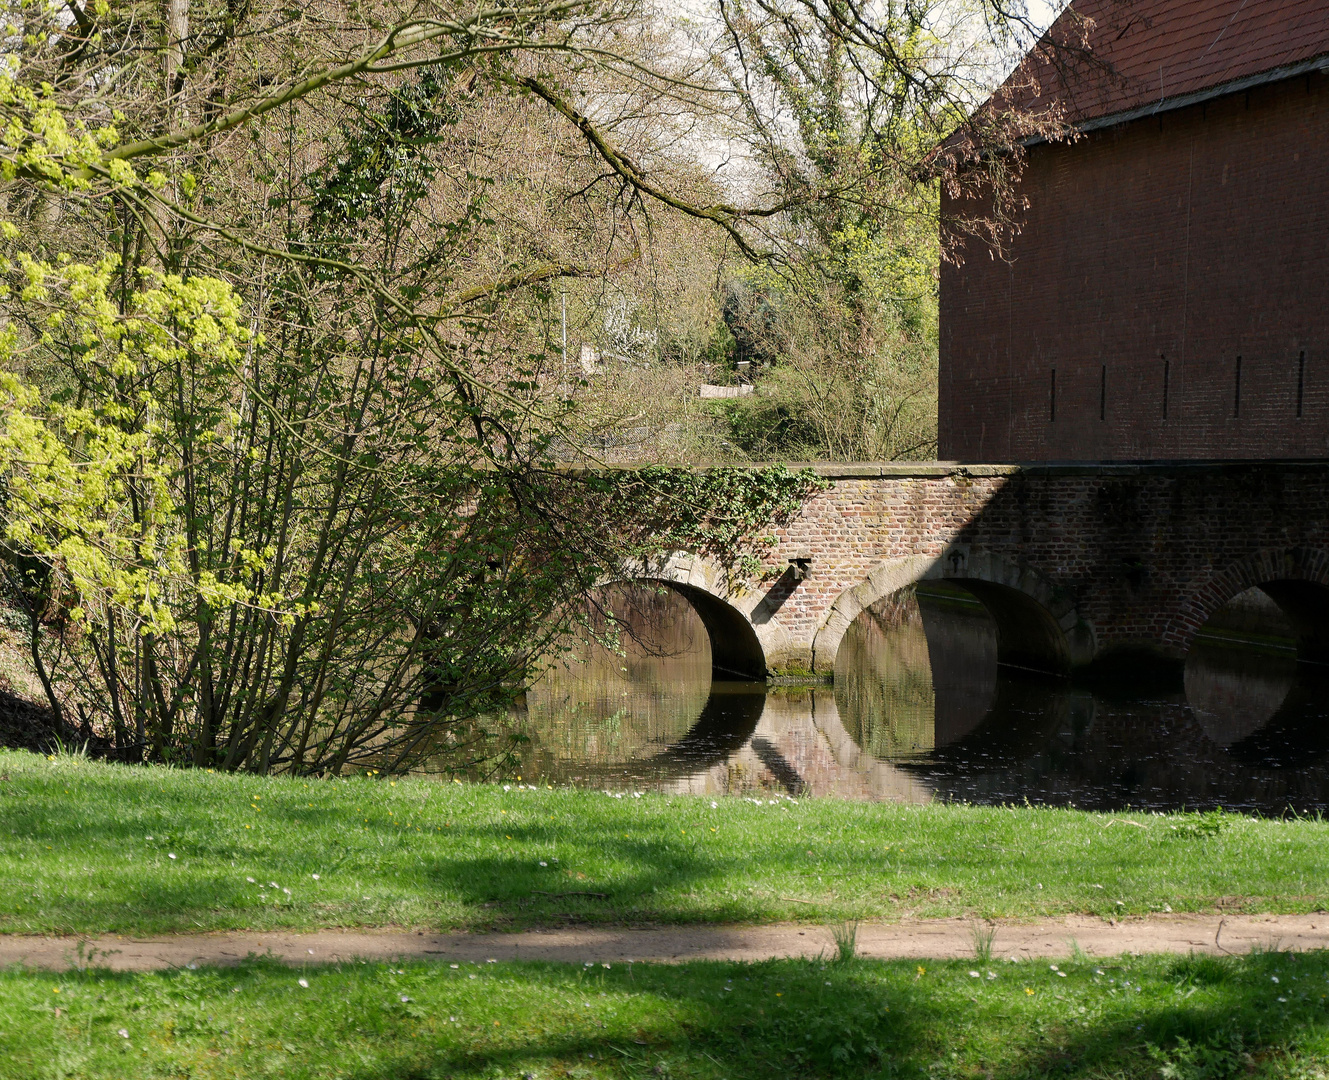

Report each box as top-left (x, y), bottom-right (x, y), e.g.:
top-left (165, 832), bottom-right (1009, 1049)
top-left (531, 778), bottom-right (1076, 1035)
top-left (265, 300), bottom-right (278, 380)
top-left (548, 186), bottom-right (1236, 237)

top-left (1170, 546), bottom-right (1329, 653)
top-left (614, 551), bottom-right (751, 606)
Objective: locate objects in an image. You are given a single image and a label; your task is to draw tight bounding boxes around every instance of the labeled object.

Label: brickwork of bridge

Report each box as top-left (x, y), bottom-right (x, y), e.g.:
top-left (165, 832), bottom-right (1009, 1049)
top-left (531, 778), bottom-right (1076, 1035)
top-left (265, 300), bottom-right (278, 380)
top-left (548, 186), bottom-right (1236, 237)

top-left (623, 461), bottom-right (1329, 680)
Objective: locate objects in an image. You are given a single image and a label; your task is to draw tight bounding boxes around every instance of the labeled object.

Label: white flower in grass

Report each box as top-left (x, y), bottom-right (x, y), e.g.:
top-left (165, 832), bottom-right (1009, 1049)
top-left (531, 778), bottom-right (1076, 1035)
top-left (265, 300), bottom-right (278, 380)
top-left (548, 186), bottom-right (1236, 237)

top-left (311, 874), bottom-right (320, 880)
top-left (246, 877), bottom-right (255, 883)
top-left (298, 979), bottom-right (308, 988)
top-left (969, 971), bottom-right (979, 978)
top-left (1272, 976), bottom-right (1280, 983)
top-left (400, 995), bottom-right (411, 1003)
top-left (450, 964), bottom-right (459, 969)
top-left (168, 853), bottom-right (177, 860)
top-left (539, 861), bottom-right (547, 867)
top-left (282, 888), bottom-right (290, 895)
top-left (117, 1029), bottom-right (129, 1038)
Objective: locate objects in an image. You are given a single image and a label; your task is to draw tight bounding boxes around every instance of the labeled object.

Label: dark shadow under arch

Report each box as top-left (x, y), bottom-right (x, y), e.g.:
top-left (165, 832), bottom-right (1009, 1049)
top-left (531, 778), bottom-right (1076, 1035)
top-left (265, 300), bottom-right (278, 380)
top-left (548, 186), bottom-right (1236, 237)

top-left (1254, 579), bottom-right (1329, 666)
top-left (653, 581), bottom-right (767, 681)
top-left (922, 579), bottom-right (1073, 675)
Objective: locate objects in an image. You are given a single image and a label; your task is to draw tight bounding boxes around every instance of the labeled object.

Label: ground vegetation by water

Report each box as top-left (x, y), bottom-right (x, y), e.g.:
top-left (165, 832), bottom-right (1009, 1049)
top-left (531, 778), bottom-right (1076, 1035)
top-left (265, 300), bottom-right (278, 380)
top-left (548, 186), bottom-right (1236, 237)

top-left (4, 753), bottom-right (1326, 937)
top-left (4, 950), bottom-right (1329, 1079)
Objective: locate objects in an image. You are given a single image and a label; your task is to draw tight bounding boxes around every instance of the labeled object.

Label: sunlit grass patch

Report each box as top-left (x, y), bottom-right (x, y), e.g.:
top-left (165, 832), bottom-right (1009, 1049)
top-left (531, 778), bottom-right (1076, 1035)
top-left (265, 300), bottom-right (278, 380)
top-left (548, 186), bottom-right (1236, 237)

top-left (3, 749), bottom-right (1328, 936)
top-left (4, 951), bottom-right (1329, 1079)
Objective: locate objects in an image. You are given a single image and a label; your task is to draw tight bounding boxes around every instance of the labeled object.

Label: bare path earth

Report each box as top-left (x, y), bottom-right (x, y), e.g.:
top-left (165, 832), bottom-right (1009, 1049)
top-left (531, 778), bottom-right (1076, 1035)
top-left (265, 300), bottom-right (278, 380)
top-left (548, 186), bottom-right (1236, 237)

top-left (3, 915), bottom-right (1327, 972)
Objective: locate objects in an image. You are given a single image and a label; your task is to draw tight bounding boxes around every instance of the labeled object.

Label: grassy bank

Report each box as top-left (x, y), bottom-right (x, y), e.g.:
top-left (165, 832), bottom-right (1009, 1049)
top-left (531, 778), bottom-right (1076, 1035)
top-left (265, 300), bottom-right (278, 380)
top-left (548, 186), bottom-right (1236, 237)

top-left (3, 750), bottom-right (1327, 936)
top-left (4, 951), bottom-right (1329, 1078)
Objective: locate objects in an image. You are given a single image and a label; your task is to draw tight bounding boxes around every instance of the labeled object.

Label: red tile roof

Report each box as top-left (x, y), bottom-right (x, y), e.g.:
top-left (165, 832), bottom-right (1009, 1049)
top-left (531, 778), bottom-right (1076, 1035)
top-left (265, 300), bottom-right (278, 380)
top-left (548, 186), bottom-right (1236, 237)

top-left (1001, 0), bottom-right (1329, 127)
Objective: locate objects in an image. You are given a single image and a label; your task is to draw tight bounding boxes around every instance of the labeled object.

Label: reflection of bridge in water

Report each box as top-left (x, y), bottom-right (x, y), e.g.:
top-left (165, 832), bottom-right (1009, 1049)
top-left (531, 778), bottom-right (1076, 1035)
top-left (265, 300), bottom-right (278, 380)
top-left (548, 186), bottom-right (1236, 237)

top-left (517, 581), bottom-right (1329, 813)
top-left (647, 673), bottom-right (1329, 813)
top-left (655, 689), bottom-right (935, 803)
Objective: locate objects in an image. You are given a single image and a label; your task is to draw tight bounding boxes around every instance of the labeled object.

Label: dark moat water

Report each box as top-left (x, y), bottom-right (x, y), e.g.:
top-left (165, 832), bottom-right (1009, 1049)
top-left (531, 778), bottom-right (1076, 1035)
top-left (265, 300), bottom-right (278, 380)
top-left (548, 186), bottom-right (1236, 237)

top-left (505, 584), bottom-right (1329, 813)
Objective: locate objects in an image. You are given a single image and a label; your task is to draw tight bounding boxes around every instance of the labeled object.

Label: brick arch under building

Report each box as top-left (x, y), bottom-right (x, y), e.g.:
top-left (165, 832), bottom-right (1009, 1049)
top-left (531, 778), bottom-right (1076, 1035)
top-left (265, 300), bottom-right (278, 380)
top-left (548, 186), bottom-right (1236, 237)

top-left (810, 551), bottom-right (1096, 677)
top-left (594, 463), bottom-right (1329, 682)
top-left (1170, 547), bottom-right (1329, 666)
top-left (612, 552), bottom-right (777, 680)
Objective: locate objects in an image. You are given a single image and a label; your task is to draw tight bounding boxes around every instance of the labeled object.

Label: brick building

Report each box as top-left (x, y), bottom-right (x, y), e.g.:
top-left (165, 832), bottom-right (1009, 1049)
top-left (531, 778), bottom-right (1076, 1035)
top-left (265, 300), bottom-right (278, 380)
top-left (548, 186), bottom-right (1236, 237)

top-left (939, 0), bottom-right (1329, 461)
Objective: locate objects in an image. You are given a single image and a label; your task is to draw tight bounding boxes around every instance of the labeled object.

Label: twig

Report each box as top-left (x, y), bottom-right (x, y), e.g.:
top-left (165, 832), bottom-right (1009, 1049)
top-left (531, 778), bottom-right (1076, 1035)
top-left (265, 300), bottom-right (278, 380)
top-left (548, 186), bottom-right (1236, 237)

top-left (1215, 917), bottom-right (1234, 955)
top-left (780, 896), bottom-right (818, 904)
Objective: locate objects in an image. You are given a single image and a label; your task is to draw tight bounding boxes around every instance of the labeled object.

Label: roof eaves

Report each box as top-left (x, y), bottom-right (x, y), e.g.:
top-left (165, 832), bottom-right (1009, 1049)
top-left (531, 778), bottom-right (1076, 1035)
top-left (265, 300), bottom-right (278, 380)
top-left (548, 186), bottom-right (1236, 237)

top-left (1020, 51), bottom-right (1329, 146)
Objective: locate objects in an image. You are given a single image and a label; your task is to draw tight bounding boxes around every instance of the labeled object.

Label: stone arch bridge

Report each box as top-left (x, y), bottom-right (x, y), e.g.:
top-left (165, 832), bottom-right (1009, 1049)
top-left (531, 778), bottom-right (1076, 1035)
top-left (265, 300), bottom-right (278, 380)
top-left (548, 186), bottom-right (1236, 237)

top-left (620, 461), bottom-right (1329, 680)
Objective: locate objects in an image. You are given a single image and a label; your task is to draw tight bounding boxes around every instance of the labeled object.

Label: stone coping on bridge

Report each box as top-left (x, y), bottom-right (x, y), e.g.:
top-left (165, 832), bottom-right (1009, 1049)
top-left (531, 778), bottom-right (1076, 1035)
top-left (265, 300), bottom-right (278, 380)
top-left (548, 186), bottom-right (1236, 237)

top-left (568, 459), bottom-right (1329, 478)
top-left (797, 459), bottom-right (1329, 479)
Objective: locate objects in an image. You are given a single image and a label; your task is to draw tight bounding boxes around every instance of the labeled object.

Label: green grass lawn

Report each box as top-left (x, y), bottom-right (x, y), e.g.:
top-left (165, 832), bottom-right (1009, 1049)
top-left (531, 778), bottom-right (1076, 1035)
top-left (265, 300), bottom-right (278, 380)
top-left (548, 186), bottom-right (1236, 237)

top-left (3, 750), bottom-right (1328, 936)
top-left (5, 951), bottom-right (1329, 1079)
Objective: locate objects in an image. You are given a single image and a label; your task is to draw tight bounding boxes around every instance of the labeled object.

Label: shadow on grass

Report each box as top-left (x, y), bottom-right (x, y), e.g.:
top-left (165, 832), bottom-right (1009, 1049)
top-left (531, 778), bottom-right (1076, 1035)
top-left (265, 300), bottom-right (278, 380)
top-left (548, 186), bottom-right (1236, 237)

top-left (5, 950), bottom-right (1328, 1079)
top-left (5, 755), bottom-right (870, 930)
top-left (342, 950), bottom-right (1329, 1080)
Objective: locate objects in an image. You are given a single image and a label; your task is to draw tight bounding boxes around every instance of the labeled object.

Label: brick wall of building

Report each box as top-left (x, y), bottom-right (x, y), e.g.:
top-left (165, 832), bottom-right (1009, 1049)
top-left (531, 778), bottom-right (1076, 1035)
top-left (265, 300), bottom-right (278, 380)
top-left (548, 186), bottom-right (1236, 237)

top-left (938, 70), bottom-right (1329, 461)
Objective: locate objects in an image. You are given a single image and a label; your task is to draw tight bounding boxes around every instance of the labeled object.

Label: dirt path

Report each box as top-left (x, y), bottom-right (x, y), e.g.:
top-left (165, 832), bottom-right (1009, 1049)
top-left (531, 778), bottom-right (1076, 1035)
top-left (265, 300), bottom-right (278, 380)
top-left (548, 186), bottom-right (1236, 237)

top-left (3, 914), bottom-right (1326, 972)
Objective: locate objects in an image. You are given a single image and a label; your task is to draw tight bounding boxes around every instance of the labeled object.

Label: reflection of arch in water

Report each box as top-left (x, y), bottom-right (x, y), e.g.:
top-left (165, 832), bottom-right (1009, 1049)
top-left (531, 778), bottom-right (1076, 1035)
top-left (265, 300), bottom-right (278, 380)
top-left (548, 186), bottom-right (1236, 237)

top-left (1185, 643), bottom-right (1299, 748)
top-left (614, 553), bottom-right (773, 680)
top-left (1188, 645), bottom-right (1329, 770)
top-left (666, 690), bottom-right (937, 801)
top-left (1224, 666), bottom-right (1329, 769)
top-left (1176, 549), bottom-right (1329, 666)
top-left (799, 692), bottom-right (936, 802)
top-left (570, 682), bottom-right (768, 784)
top-left (812, 552), bottom-right (1093, 676)
top-left (833, 588), bottom-right (937, 759)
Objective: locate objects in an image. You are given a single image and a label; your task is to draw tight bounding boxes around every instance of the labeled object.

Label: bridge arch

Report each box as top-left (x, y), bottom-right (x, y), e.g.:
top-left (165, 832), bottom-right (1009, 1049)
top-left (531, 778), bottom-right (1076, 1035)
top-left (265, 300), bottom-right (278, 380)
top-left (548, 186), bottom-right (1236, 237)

top-left (611, 552), bottom-right (771, 680)
top-left (1175, 548), bottom-right (1329, 665)
top-left (811, 551), bottom-right (1094, 676)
